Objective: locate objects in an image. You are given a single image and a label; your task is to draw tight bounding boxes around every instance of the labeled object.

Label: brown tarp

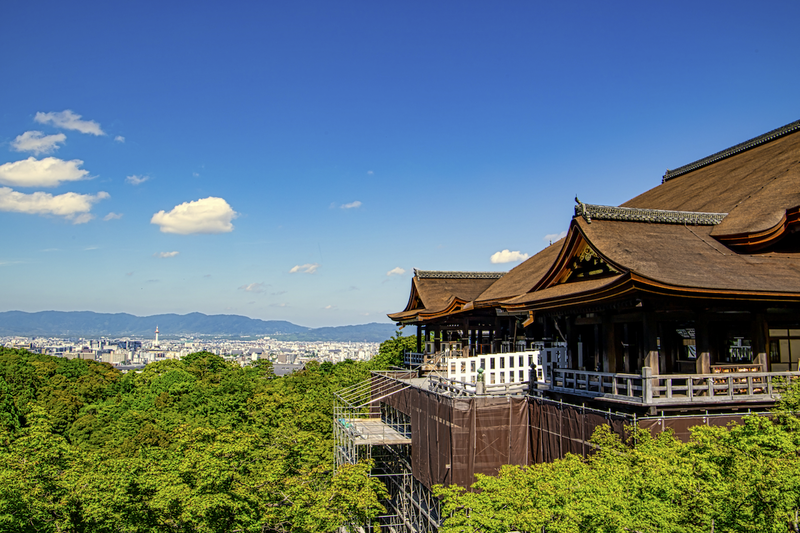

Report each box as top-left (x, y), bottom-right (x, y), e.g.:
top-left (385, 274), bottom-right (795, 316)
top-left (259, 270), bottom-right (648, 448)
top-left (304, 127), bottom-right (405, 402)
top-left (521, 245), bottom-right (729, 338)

top-left (529, 398), bottom-right (627, 463)
top-left (638, 414), bottom-right (746, 442)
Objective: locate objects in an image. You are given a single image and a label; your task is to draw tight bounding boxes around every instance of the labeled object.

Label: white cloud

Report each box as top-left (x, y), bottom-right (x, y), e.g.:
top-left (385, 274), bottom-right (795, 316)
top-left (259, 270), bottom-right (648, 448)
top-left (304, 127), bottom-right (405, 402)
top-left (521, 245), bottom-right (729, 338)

top-left (0, 157), bottom-right (89, 188)
top-left (114, 136), bottom-right (125, 143)
top-left (544, 231), bottom-right (568, 243)
top-left (387, 267), bottom-right (406, 276)
top-left (367, 170), bottom-right (374, 175)
top-left (153, 251), bottom-right (179, 258)
top-left (192, 172), bottom-right (200, 177)
top-left (323, 304), bottom-right (336, 310)
top-left (341, 200), bottom-right (362, 209)
top-left (34, 110), bottom-right (105, 136)
top-left (125, 174), bottom-right (149, 185)
top-left (239, 282), bottom-right (266, 293)
top-left (104, 212), bottom-right (123, 221)
top-left (11, 131), bottom-right (66, 155)
top-left (150, 197), bottom-right (238, 235)
top-left (490, 249), bottom-right (529, 264)
top-left (289, 263), bottom-right (319, 274)
top-left (270, 302), bottom-right (289, 308)
top-left (0, 187), bottom-right (108, 223)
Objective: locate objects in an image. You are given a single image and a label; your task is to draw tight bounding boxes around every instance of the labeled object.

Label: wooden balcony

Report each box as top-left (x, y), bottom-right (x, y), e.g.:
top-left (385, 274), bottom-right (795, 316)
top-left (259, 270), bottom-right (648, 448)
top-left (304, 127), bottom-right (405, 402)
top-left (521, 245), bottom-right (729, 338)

top-left (546, 368), bottom-right (800, 407)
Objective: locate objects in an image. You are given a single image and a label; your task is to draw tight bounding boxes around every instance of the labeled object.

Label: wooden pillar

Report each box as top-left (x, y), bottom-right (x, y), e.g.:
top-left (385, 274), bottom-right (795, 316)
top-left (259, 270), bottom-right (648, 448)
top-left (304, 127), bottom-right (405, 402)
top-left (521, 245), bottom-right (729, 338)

top-left (603, 313), bottom-right (617, 373)
top-left (696, 311), bottom-right (711, 374)
top-left (416, 325), bottom-right (422, 353)
top-left (753, 312), bottom-right (769, 371)
top-left (566, 316), bottom-right (577, 370)
top-left (593, 323), bottom-right (601, 372)
top-left (643, 311), bottom-right (660, 376)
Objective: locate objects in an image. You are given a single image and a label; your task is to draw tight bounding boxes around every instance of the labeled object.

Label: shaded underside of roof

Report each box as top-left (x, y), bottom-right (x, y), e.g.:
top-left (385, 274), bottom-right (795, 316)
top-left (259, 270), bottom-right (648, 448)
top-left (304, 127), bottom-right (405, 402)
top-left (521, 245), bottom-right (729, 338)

top-left (622, 127), bottom-right (800, 231)
top-left (475, 241), bottom-right (563, 304)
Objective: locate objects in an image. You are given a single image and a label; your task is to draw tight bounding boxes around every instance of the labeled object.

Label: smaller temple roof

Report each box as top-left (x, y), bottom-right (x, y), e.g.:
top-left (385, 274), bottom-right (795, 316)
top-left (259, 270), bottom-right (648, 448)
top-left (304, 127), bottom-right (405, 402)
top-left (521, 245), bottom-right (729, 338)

top-left (387, 270), bottom-right (504, 323)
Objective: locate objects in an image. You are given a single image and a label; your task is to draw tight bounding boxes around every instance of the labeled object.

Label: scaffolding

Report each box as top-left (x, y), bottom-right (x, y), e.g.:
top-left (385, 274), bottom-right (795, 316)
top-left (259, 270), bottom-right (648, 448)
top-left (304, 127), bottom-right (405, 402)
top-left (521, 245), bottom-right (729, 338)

top-left (334, 373), bottom-right (442, 532)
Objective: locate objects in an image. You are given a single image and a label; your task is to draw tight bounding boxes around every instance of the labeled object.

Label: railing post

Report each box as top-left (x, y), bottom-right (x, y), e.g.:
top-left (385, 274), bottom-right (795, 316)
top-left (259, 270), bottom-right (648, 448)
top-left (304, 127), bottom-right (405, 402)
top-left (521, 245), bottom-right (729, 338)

top-left (707, 376), bottom-right (714, 398)
top-left (642, 367), bottom-right (652, 404)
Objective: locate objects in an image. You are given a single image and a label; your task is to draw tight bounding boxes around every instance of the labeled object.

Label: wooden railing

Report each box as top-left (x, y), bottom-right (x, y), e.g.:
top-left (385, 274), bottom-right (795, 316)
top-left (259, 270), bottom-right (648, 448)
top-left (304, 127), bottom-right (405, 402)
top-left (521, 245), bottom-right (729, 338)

top-left (550, 368), bottom-right (800, 406)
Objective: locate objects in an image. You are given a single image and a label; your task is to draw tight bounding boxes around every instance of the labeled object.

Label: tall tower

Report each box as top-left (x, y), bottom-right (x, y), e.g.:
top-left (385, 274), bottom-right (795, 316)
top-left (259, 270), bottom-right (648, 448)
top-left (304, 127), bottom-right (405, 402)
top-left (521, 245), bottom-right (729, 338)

top-left (155, 326), bottom-right (159, 347)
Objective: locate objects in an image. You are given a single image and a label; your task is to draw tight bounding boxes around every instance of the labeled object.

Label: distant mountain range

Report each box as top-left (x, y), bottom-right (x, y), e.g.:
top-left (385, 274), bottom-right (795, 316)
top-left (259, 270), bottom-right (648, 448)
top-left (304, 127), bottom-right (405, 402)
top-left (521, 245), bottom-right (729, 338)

top-left (0, 311), bottom-right (400, 343)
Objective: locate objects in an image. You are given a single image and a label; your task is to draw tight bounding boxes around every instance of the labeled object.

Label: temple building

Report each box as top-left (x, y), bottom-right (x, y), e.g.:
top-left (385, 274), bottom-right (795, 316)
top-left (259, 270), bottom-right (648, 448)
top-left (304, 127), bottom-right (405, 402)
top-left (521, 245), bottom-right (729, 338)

top-left (389, 118), bottom-right (800, 414)
top-left (335, 119), bottom-right (800, 532)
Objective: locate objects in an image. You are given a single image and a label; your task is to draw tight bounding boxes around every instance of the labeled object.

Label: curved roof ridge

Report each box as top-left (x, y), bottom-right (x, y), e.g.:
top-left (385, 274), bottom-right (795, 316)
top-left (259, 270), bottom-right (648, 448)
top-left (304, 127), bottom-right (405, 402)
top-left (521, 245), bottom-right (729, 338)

top-left (574, 200), bottom-right (727, 225)
top-left (413, 269), bottom-right (504, 279)
top-left (663, 119), bottom-right (800, 183)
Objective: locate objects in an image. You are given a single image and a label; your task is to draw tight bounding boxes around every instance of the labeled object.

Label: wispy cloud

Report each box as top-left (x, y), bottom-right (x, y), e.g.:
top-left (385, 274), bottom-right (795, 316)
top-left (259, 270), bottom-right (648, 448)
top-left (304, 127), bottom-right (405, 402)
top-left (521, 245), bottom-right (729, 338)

top-left (0, 157), bottom-right (89, 188)
top-left (125, 174), bottom-right (149, 185)
top-left (114, 136), bottom-right (125, 143)
top-left (544, 231), bottom-right (567, 243)
top-left (35, 110), bottom-right (105, 136)
top-left (11, 131), bottom-right (66, 155)
top-left (125, 272), bottom-right (134, 276)
top-left (340, 200), bottom-right (362, 209)
top-left (84, 245), bottom-right (99, 251)
top-left (387, 267), bottom-right (406, 276)
top-left (0, 187), bottom-right (108, 223)
top-left (270, 302), bottom-right (289, 308)
top-left (104, 212), bottom-right (122, 221)
top-left (367, 170), bottom-right (374, 175)
top-left (323, 304), bottom-right (336, 310)
top-left (271, 290), bottom-right (287, 296)
top-left (490, 249), bottom-right (529, 264)
top-left (290, 263), bottom-right (319, 274)
top-left (151, 197), bottom-right (238, 235)
top-left (239, 282), bottom-right (266, 293)
top-left (153, 251), bottom-right (179, 258)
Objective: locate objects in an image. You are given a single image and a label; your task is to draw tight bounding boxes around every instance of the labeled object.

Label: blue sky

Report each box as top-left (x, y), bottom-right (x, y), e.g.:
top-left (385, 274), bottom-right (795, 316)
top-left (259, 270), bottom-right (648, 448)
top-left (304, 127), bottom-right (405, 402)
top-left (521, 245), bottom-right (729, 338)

top-left (1, 1), bottom-right (799, 328)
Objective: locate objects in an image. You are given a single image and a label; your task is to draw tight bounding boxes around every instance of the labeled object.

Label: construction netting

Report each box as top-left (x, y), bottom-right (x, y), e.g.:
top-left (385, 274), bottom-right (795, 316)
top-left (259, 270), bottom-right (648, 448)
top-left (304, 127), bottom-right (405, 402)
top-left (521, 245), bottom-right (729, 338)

top-left (374, 374), bottom-right (627, 489)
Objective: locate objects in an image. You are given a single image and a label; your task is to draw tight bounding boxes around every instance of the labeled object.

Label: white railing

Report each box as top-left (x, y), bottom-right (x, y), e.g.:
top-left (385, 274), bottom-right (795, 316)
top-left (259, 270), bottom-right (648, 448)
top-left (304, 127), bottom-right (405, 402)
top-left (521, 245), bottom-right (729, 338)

top-left (550, 368), bottom-right (800, 405)
top-left (428, 375), bottom-right (529, 397)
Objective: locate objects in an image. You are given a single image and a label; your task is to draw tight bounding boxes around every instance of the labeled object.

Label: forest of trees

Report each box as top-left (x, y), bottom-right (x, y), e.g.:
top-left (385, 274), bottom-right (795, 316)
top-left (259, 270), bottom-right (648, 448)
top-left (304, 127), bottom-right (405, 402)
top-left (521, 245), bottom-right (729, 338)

top-left (0, 333), bottom-right (415, 532)
top-left (2, 332), bottom-right (800, 532)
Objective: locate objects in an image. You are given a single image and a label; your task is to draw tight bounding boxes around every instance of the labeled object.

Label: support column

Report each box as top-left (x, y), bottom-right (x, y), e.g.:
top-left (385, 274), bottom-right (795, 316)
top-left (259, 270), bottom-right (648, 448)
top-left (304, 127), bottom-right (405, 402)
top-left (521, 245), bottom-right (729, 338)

top-left (643, 311), bottom-right (660, 376)
top-left (603, 313), bottom-right (617, 373)
top-left (696, 311), bottom-right (711, 374)
top-left (753, 311), bottom-right (769, 372)
top-left (416, 325), bottom-right (422, 354)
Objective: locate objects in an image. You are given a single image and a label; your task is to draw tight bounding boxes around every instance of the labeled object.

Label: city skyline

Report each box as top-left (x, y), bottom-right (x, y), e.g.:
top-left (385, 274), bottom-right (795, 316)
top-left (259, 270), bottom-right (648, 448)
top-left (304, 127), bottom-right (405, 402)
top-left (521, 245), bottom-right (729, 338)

top-left (2, 1), bottom-right (800, 327)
